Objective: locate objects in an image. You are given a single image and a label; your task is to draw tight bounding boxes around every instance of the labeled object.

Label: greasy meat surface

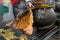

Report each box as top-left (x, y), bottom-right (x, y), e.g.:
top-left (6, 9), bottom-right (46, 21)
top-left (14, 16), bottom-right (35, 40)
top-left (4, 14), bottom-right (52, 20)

top-left (13, 10), bottom-right (33, 30)
top-left (32, 0), bottom-right (45, 4)
top-left (32, 0), bottom-right (45, 2)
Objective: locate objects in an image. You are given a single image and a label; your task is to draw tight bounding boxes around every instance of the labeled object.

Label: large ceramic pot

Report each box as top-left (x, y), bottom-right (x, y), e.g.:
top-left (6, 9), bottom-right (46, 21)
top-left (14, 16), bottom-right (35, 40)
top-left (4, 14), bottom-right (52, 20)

top-left (32, 8), bottom-right (56, 29)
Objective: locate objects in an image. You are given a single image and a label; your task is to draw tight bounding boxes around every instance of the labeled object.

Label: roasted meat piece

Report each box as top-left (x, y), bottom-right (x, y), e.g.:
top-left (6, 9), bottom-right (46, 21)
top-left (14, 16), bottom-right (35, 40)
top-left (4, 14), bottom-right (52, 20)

top-left (13, 7), bottom-right (33, 30)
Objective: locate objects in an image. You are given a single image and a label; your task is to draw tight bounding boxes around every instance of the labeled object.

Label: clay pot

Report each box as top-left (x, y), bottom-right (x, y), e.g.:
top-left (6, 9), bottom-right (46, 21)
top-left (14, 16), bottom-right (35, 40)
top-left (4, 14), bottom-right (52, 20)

top-left (32, 8), bottom-right (56, 29)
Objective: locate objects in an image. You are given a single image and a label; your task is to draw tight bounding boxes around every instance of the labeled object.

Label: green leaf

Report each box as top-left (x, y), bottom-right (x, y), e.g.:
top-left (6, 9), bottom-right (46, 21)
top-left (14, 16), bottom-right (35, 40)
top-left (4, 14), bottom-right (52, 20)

top-left (0, 29), bottom-right (17, 40)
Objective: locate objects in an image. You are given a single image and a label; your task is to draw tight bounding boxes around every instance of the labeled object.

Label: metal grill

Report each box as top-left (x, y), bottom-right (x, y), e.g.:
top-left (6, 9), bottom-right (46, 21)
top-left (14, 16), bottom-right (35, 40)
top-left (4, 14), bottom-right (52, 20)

top-left (26, 25), bottom-right (58, 40)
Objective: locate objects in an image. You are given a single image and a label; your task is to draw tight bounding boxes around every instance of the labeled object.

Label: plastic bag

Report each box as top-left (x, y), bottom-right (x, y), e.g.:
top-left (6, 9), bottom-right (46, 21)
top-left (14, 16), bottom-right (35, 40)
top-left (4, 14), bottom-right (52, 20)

top-left (13, 0), bottom-right (27, 17)
top-left (0, 0), bottom-right (14, 24)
